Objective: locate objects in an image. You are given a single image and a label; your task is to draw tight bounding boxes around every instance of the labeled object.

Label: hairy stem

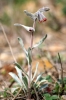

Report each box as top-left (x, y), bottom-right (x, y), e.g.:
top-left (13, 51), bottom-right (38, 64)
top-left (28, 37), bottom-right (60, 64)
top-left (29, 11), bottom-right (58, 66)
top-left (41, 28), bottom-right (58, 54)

top-left (27, 21), bottom-right (35, 100)
top-left (28, 32), bottom-right (33, 88)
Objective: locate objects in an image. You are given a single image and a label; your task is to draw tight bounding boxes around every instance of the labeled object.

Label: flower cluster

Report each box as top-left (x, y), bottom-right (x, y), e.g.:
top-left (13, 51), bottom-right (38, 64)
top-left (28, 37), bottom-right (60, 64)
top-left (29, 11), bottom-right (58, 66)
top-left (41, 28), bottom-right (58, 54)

top-left (14, 7), bottom-right (50, 32)
top-left (24, 7), bottom-right (50, 23)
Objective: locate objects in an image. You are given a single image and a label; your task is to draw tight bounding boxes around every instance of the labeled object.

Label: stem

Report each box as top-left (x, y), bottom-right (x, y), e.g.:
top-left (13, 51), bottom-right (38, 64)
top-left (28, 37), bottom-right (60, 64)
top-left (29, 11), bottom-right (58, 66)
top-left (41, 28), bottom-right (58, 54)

top-left (31, 32), bottom-right (33, 49)
top-left (28, 32), bottom-right (33, 100)
top-left (58, 53), bottom-right (63, 82)
top-left (0, 23), bottom-right (16, 63)
top-left (58, 53), bottom-right (64, 95)
top-left (27, 21), bottom-right (35, 100)
top-left (28, 32), bottom-right (33, 87)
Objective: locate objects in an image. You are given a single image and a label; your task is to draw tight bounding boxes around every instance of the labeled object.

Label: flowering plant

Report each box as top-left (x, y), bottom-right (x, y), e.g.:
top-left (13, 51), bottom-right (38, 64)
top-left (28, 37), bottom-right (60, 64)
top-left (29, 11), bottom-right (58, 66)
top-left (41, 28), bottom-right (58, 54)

top-left (9, 6), bottom-right (50, 100)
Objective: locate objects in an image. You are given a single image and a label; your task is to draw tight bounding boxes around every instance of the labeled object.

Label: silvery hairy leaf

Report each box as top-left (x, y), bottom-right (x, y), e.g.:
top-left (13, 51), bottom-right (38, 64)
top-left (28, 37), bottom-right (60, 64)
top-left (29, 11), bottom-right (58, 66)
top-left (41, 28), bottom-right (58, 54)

top-left (14, 23), bottom-right (35, 32)
top-left (32, 34), bottom-right (47, 49)
top-left (38, 84), bottom-right (49, 91)
top-left (15, 62), bottom-right (28, 76)
top-left (15, 66), bottom-right (27, 89)
top-left (18, 37), bottom-right (28, 55)
top-left (22, 76), bottom-right (28, 89)
top-left (24, 10), bottom-right (37, 21)
top-left (9, 72), bottom-right (22, 87)
top-left (18, 37), bottom-right (29, 64)
top-left (18, 37), bottom-right (32, 64)
top-left (15, 66), bottom-right (22, 82)
top-left (35, 74), bottom-right (42, 83)
top-left (38, 79), bottom-right (48, 86)
top-left (32, 62), bottom-right (39, 81)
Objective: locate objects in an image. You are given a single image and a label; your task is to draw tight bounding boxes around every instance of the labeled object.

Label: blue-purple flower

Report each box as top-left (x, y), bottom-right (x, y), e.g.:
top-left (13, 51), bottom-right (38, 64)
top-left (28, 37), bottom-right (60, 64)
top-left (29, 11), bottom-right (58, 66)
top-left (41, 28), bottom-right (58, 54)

top-left (24, 7), bottom-right (50, 23)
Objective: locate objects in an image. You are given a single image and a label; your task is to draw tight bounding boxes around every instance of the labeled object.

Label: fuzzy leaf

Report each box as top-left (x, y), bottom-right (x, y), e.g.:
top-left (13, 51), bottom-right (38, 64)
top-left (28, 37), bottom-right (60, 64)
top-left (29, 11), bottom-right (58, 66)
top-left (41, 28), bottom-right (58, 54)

top-left (35, 74), bottom-right (43, 83)
top-left (14, 23), bottom-right (35, 32)
top-left (14, 62), bottom-right (22, 69)
top-left (32, 34), bottom-right (47, 49)
top-left (18, 37), bottom-right (31, 64)
top-left (32, 62), bottom-right (39, 81)
top-left (9, 72), bottom-right (22, 87)
top-left (22, 76), bottom-right (28, 89)
top-left (15, 66), bottom-right (22, 82)
top-left (39, 84), bottom-right (48, 91)
top-left (15, 62), bottom-right (28, 76)
top-left (24, 10), bottom-right (37, 21)
top-left (38, 79), bottom-right (48, 86)
top-left (18, 37), bottom-right (28, 55)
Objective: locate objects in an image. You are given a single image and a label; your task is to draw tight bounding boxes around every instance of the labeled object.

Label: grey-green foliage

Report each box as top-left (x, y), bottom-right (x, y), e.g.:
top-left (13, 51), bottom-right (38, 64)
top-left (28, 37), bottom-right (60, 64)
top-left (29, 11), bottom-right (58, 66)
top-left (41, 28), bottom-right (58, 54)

top-left (32, 34), bottom-right (47, 49)
top-left (18, 34), bottom-right (47, 65)
top-left (9, 66), bottom-right (28, 90)
top-left (18, 37), bottom-right (32, 64)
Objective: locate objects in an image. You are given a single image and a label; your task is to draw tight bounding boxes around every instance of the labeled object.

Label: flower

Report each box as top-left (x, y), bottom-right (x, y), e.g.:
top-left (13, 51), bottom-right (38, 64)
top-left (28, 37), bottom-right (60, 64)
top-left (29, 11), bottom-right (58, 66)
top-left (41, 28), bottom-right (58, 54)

top-left (37, 11), bottom-right (47, 23)
top-left (24, 7), bottom-right (50, 23)
top-left (14, 23), bottom-right (35, 32)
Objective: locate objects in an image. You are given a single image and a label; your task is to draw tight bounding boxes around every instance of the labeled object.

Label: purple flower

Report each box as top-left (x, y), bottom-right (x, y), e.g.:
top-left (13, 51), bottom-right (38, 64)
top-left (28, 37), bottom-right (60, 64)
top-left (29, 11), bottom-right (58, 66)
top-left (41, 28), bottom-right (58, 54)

top-left (24, 7), bottom-right (50, 23)
top-left (37, 11), bottom-right (47, 23)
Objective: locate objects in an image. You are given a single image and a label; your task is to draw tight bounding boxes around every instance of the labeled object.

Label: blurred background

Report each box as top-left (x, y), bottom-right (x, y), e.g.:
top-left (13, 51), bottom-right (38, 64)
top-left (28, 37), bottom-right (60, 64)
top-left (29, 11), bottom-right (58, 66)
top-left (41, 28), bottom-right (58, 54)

top-left (0, 0), bottom-right (66, 69)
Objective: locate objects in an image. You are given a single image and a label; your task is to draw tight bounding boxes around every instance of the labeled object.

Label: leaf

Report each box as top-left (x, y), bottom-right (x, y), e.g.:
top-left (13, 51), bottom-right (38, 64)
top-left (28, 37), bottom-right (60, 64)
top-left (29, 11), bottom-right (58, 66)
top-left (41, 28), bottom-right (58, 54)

top-left (14, 23), bottom-right (35, 32)
top-left (15, 66), bottom-right (22, 82)
top-left (15, 62), bottom-right (28, 76)
top-left (18, 37), bottom-right (28, 55)
top-left (63, 77), bottom-right (66, 84)
top-left (15, 66), bottom-right (28, 90)
top-left (22, 76), bottom-right (28, 89)
top-left (44, 93), bottom-right (52, 100)
top-left (32, 62), bottom-right (39, 81)
top-left (35, 74), bottom-right (43, 83)
top-left (24, 10), bottom-right (37, 21)
top-left (9, 72), bottom-right (22, 87)
top-left (51, 95), bottom-right (58, 99)
top-left (11, 87), bottom-right (19, 93)
top-left (3, 91), bottom-right (7, 97)
top-left (32, 34), bottom-right (47, 49)
top-left (53, 82), bottom-right (60, 93)
top-left (39, 84), bottom-right (48, 91)
top-left (45, 75), bottom-right (52, 82)
top-left (18, 37), bottom-right (32, 65)
top-left (38, 79), bottom-right (48, 86)
top-left (14, 62), bottom-right (22, 69)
